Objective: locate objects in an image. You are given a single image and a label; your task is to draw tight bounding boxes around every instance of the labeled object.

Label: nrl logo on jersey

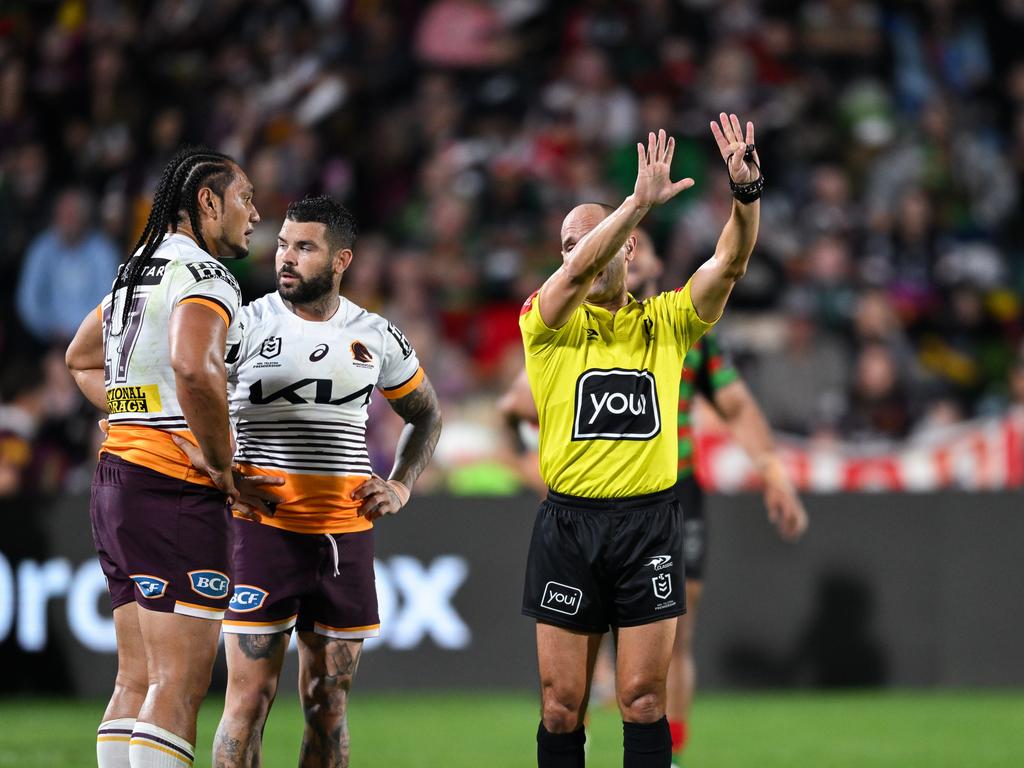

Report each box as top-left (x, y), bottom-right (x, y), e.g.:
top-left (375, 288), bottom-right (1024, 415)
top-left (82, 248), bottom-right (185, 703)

top-left (572, 368), bottom-right (661, 441)
top-left (259, 336), bottom-right (282, 359)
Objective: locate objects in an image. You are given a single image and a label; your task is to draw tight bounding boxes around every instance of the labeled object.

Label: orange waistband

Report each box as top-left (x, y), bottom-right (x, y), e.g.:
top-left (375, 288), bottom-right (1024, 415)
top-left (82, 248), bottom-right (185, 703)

top-left (232, 463), bottom-right (374, 534)
top-left (102, 424), bottom-right (216, 488)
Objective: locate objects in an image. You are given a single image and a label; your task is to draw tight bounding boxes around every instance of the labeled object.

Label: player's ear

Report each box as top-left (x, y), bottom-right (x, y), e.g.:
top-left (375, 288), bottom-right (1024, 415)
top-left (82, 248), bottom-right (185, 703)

top-left (197, 186), bottom-right (220, 220)
top-left (334, 247), bottom-right (354, 275)
top-left (624, 233), bottom-right (638, 263)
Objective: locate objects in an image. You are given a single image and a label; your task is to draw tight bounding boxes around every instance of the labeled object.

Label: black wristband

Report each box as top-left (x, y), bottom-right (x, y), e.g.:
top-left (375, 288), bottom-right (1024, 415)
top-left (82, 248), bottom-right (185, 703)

top-left (730, 174), bottom-right (764, 204)
top-left (729, 142), bottom-right (762, 203)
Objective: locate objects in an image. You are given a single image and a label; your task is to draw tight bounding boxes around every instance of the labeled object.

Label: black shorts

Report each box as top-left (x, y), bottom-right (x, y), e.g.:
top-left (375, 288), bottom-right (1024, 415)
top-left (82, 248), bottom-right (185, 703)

top-left (674, 474), bottom-right (708, 581)
top-left (521, 488), bottom-right (686, 633)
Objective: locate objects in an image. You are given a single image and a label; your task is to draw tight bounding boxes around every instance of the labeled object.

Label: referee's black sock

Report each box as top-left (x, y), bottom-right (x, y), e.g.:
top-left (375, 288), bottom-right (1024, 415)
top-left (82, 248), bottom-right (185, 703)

top-left (536, 722), bottom-right (585, 767)
top-left (623, 717), bottom-right (672, 767)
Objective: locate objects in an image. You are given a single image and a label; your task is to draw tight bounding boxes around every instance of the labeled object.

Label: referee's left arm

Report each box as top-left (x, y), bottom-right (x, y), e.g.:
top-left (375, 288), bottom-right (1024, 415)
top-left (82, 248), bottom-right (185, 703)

top-left (690, 113), bottom-right (762, 323)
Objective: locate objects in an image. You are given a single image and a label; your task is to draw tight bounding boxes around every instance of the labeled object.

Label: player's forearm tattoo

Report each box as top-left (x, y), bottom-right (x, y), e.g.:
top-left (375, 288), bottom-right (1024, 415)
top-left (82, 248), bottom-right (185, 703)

top-left (237, 632), bottom-right (286, 661)
top-left (387, 377), bottom-right (442, 489)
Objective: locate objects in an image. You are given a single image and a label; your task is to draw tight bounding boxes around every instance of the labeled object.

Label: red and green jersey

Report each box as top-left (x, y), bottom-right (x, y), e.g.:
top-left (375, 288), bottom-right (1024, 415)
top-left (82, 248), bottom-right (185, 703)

top-left (677, 331), bottom-right (739, 479)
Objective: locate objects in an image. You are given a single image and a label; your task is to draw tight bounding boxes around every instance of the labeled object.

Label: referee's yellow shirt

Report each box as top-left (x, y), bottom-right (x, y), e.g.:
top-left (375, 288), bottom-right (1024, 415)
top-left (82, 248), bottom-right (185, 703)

top-left (520, 280), bottom-right (715, 498)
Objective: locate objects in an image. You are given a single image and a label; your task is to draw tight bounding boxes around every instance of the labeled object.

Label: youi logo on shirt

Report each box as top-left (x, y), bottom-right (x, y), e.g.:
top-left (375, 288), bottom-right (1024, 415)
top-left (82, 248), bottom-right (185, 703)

top-left (572, 369), bottom-right (661, 440)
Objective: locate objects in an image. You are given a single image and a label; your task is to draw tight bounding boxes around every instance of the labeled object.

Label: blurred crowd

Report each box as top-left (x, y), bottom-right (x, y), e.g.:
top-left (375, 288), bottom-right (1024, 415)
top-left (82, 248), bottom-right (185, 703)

top-left (3, 0), bottom-right (1024, 496)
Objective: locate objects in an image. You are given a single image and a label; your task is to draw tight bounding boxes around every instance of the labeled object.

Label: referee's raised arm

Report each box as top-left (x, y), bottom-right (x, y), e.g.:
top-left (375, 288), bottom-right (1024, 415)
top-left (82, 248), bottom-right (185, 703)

top-left (690, 113), bottom-right (763, 322)
top-left (537, 129), bottom-right (694, 329)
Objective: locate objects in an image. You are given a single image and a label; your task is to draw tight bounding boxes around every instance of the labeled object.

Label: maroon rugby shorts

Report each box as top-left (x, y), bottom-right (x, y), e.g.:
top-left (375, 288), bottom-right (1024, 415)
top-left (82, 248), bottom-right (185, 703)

top-left (90, 451), bottom-right (232, 619)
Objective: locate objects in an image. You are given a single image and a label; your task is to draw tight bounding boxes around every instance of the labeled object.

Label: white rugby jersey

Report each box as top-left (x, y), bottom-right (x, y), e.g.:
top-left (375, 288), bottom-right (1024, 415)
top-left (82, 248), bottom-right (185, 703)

top-left (228, 291), bottom-right (423, 534)
top-left (100, 233), bottom-right (242, 485)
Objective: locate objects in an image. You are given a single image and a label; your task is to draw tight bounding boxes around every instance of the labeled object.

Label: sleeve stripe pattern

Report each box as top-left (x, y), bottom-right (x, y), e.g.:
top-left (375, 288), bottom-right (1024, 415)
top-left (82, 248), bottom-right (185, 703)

top-left (178, 295), bottom-right (233, 327)
top-left (380, 366), bottom-right (424, 399)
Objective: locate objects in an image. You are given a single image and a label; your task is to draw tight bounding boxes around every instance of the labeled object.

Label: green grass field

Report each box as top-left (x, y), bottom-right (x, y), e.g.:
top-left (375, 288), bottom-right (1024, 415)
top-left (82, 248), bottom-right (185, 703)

top-left (1, 691), bottom-right (1022, 767)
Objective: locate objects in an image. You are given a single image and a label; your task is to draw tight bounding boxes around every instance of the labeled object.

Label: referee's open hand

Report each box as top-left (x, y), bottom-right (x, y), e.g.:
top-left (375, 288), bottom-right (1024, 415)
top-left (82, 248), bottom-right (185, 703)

top-left (632, 128), bottom-right (695, 209)
top-left (710, 112), bottom-right (761, 184)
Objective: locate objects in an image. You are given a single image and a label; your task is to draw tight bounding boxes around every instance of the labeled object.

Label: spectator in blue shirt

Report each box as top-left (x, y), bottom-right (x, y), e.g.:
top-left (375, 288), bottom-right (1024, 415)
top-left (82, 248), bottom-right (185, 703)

top-left (16, 188), bottom-right (119, 343)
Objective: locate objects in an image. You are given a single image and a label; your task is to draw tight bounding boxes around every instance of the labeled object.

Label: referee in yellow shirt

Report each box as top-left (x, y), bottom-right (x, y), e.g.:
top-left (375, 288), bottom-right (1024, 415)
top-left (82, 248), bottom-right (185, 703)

top-left (519, 116), bottom-right (762, 767)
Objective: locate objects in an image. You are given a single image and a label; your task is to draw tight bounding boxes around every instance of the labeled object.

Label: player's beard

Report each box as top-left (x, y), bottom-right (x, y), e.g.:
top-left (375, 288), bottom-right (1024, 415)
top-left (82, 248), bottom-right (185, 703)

top-left (277, 265), bottom-right (335, 305)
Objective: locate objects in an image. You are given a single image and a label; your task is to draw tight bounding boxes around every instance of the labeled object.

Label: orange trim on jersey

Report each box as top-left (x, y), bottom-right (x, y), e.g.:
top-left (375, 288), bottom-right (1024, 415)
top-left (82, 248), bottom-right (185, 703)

top-left (102, 425), bottom-right (216, 488)
top-left (95, 302), bottom-right (103, 323)
top-left (223, 614), bottom-right (299, 628)
top-left (231, 465), bottom-right (373, 535)
top-left (380, 366), bottom-right (424, 399)
top-left (178, 296), bottom-right (230, 327)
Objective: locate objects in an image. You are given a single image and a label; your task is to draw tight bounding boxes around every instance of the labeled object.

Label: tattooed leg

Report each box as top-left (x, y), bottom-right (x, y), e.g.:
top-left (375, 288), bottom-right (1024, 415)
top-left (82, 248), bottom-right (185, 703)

top-left (214, 632), bottom-right (290, 768)
top-left (297, 632), bottom-right (363, 768)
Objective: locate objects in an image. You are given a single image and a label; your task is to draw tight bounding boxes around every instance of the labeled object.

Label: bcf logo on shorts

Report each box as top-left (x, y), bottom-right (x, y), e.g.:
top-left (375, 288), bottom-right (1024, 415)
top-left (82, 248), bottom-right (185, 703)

top-left (188, 570), bottom-right (230, 599)
top-left (229, 585), bottom-right (269, 613)
top-left (131, 574), bottom-right (168, 599)
top-left (541, 581), bottom-right (583, 616)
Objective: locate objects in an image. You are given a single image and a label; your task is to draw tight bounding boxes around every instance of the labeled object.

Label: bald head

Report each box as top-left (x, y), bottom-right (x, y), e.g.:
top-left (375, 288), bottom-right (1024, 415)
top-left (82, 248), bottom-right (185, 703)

top-left (559, 202), bottom-right (636, 305)
top-left (560, 202), bottom-right (614, 252)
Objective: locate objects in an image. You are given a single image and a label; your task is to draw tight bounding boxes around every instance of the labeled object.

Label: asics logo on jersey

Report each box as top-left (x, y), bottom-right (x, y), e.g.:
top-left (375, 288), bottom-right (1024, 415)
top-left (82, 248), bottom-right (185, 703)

top-left (310, 343), bottom-right (329, 362)
top-left (259, 337), bottom-right (282, 359)
top-left (188, 570), bottom-right (230, 599)
top-left (229, 585), bottom-right (269, 613)
top-left (249, 379), bottom-right (373, 407)
top-left (130, 574), bottom-right (168, 599)
top-left (645, 555), bottom-right (673, 571)
top-left (351, 341), bottom-right (372, 363)
top-left (572, 369), bottom-right (661, 441)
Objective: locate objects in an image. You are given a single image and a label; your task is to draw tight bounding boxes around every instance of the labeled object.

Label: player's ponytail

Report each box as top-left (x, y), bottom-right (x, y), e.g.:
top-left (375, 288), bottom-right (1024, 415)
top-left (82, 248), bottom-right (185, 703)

top-left (110, 147), bottom-right (236, 336)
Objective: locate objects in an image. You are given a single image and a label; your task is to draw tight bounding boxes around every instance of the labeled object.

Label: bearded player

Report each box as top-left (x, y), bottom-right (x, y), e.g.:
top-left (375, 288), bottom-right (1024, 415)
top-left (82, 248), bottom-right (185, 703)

top-left (175, 195), bottom-right (442, 767)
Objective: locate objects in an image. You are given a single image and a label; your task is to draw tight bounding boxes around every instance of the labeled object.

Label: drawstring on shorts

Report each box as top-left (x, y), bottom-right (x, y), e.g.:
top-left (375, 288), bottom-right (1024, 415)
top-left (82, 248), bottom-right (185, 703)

top-left (324, 533), bottom-right (340, 577)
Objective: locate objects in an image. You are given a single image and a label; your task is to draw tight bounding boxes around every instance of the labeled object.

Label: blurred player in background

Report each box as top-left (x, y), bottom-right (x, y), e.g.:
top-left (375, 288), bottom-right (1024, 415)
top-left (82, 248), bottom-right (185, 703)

top-left (519, 117), bottom-right (762, 767)
top-left (174, 195), bottom-right (442, 768)
top-left (65, 147), bottom-right (276, 768)
top-left (629, 229), bottom-right (808, 766)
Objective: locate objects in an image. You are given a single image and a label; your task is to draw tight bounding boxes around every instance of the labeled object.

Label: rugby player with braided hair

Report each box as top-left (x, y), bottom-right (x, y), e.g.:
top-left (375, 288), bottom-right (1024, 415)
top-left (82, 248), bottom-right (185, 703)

top-left (66, 146), bottom-right (280, 768)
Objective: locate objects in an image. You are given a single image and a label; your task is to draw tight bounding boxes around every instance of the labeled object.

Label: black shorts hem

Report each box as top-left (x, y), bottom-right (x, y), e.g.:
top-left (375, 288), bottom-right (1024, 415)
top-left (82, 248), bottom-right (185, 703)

top-left (521, 608), bottom-right (607, 634)
top-left (615, 606), bottom-right (687, 628)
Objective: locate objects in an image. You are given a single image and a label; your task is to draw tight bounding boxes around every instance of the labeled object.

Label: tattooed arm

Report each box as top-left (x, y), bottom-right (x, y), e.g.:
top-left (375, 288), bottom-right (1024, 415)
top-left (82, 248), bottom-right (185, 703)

top-left (352, 375), bottom-right (443, 521)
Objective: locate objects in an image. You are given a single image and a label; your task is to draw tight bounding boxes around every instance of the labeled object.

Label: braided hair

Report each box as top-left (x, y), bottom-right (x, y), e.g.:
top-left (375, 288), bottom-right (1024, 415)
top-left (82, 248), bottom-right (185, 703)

top-left (110, 146), bottom-right (237, 335)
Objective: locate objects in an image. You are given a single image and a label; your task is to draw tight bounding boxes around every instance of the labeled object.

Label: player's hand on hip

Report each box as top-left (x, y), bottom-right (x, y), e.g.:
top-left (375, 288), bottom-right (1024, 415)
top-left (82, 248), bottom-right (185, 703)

top-left (234, 471), bottom-right (285, 519)
top-left (171, 433), bottom-right (280, 520)
top-left (632, 128), bottom-right (695, 209)
top-left (352, 475), bottom-right (410, 522)
top-left (710, 113), bottom-right (760, 184)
